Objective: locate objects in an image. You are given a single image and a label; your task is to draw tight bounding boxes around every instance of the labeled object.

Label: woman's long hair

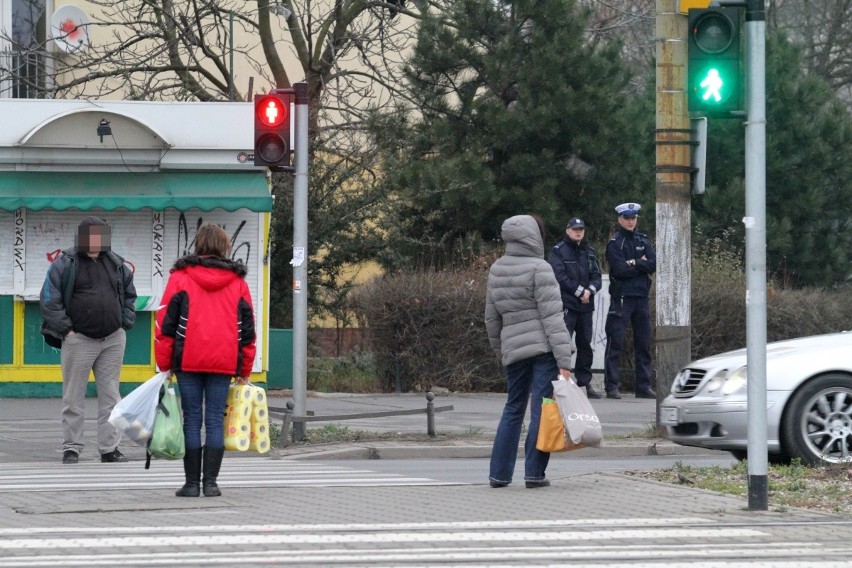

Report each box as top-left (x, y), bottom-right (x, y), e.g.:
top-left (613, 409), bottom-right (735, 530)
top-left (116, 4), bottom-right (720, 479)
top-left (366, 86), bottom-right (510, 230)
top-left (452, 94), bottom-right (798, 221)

top-left (194, 224), bottom-right (232, 258)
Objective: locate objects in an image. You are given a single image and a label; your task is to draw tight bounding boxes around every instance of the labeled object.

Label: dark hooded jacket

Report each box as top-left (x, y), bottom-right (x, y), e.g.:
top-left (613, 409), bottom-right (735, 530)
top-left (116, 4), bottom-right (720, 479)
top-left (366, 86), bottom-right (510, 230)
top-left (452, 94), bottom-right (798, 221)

top-left (155, 255), bottom-right (257, 378)
top-left (40, 217), bottom-right (136, 344)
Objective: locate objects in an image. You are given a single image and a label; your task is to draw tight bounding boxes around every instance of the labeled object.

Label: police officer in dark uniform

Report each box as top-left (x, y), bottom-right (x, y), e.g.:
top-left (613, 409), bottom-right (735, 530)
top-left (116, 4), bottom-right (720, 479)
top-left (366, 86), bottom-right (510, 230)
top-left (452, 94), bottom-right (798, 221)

top-left (547, 217), bottom-right (603, 399)
top-left (604, 202), bottom-right (656, 399)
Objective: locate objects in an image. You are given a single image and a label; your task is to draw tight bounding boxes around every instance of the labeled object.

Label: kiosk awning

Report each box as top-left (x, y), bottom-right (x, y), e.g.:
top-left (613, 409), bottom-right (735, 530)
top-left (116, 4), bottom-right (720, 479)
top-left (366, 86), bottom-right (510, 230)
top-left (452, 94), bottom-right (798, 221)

top-left (0, 171), bottom-right (272, 212)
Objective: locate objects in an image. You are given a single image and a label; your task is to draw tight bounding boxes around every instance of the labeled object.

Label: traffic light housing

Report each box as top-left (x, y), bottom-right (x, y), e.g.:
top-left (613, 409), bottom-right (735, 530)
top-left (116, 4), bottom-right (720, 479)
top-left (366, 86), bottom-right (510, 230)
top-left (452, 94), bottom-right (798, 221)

top-left (687, 8), bottom-right (741, 116)
top-left (254, 93), bottom-right (291, 168)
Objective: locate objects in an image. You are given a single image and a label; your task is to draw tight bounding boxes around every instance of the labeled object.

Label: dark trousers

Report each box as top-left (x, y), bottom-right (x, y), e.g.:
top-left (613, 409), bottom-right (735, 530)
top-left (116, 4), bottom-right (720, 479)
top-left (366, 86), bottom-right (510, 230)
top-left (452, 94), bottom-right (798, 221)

top-left (604, 296), bottom-right (653, 393)
top-left (562, 309), bottom-right (594, 387)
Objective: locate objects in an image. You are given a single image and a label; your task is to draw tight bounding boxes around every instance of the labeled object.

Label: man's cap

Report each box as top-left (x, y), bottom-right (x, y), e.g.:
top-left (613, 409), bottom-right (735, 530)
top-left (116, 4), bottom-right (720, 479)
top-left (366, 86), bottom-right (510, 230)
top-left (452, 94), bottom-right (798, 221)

top-left (615, 202), bottom-right (641, 216)
top-left (566, 217), bottom-right (585, 229)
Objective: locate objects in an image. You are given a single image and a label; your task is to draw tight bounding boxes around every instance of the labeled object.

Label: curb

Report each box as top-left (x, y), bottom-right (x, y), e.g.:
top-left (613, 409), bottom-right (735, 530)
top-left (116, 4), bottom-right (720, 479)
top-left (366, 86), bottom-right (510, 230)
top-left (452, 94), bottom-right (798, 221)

top-left (275, 442), bottom-right (732, 461)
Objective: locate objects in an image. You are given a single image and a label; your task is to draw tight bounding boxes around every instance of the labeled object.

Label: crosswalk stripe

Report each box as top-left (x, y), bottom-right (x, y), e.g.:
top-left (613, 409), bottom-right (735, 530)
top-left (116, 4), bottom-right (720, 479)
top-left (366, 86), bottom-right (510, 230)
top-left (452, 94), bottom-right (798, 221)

top-left (0, 518), bottom-right (716, 535)
top-left (1, 520), bottom-right (850, 567)
top-left (2, 550), bottom-right (851, 568)
top-left (0, 458), bottom-right (453, 491)
top-left (0, 527), bottom-right (770, 549)
top-left (5, 528), bottom-right (850, 567)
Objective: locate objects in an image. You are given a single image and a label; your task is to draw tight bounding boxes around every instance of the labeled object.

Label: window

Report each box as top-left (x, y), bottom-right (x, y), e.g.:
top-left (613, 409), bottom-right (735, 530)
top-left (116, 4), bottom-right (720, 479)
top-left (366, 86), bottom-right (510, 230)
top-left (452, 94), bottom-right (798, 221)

top-left (1, 0), bottom-right (47, 98)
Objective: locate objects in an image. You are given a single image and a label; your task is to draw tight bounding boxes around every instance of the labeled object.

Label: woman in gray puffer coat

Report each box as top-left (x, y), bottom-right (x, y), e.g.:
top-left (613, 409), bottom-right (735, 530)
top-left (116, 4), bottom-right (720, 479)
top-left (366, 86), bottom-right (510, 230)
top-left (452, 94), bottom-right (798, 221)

top-left (485, 215), bottom-right (575, 488)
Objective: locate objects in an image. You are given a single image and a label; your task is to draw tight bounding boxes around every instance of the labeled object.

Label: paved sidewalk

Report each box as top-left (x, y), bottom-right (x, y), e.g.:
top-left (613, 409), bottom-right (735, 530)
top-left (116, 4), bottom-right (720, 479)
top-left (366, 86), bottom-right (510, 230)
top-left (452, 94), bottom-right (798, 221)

top-left (3, 391), bottom-right (850, 567)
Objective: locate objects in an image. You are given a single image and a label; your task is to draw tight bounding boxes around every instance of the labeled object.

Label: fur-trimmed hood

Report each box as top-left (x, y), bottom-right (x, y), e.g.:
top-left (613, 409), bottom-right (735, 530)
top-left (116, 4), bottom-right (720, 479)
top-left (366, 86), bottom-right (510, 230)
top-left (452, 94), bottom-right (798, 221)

top-left (171, 255), bottom-right (248, 292)
top-left (172, 255), bottom-right (248, 276)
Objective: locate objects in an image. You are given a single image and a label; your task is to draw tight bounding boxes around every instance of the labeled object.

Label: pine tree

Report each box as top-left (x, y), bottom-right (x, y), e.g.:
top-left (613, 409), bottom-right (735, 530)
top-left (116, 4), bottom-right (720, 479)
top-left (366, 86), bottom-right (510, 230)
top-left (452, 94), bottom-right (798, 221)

top-left (369, 0), bottom-right (653, 265)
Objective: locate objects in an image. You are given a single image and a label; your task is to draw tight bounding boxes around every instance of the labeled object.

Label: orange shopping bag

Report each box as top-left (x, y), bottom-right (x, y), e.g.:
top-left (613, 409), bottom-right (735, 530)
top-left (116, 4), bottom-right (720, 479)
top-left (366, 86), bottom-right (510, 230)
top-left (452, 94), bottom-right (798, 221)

top-left (536, 398), bottom-right (582, 453)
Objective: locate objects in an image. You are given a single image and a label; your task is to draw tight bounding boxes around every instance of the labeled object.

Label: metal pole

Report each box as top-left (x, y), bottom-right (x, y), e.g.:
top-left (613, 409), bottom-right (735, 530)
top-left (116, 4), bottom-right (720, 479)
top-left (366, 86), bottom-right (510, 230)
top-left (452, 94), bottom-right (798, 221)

top-left (426, 392), bottom-right (436, 438)
top-left (291, 81), bottom-right (310, 441)
top-left (744, 0), bottom-right (768, 511)
top-left (44, 0), bottom-right (56, 97)
top-left (229, 12), bottom-right (234, 101)
top-left (655, 0), bottom-right (692, 427)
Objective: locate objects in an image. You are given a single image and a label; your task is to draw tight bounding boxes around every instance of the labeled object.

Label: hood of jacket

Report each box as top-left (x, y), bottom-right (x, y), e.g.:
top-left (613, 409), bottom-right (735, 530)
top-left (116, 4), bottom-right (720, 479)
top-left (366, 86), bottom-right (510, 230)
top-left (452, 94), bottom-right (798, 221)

top-left (501, 215), bottom-right (544, 258)
top-left (171, 255), bottom-right (247, 292)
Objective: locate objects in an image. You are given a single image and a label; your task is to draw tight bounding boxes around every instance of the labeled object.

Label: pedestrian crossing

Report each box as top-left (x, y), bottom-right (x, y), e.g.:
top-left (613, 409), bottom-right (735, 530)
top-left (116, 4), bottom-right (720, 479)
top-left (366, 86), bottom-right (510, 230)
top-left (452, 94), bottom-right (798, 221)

top-left (0, 457), bottom-right (454, 492)
top-left (0, 519), bottom-right (851, 567)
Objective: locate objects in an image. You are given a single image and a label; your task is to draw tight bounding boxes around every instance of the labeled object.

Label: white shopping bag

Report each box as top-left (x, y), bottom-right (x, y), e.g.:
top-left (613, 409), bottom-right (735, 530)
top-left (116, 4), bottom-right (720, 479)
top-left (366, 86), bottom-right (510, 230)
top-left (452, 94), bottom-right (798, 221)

top-left (108, 371), bottom-right (171, 446)
top-left (551, 377), bottom-right (603, 447)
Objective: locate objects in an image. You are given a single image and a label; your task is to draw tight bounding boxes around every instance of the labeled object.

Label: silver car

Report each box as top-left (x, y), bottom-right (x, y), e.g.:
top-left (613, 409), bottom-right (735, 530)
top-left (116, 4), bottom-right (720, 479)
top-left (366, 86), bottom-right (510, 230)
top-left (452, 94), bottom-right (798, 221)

top-left (661, 331), bottom-right (852, 464)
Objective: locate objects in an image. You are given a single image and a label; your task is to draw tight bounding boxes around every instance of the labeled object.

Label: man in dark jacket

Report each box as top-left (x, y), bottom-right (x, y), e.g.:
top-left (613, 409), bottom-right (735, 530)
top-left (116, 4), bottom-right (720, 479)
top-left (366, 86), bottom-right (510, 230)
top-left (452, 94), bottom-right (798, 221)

top-left (604, 202), bottom-right (656, 400)
top-left (40, 217), bottom-right (137, 464)
top-left (547, 217), bottom-right (603, 398)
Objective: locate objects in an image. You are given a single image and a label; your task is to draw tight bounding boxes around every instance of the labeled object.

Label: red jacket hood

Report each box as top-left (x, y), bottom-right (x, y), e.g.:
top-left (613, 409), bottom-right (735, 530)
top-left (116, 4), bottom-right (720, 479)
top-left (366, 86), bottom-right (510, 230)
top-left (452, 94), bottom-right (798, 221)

top-left (184, 265), bottom-right (241, 291)
top-left (170, 255), bottom-right (248, 292)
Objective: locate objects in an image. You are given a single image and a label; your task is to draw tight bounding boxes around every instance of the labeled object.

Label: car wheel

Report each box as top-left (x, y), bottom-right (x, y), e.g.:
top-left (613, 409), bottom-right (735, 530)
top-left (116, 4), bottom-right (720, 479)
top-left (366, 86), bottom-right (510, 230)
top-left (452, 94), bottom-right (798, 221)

top-left (781, 373), bottom-right (852, 465)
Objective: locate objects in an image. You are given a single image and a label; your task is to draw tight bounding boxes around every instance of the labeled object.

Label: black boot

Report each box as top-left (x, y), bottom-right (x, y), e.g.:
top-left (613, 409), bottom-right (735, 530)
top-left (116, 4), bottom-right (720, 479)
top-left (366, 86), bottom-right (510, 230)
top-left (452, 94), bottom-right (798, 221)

top-left (175, 448), bottom-right (202, 497)
top-left (202, 446), bottom-right (225, 497)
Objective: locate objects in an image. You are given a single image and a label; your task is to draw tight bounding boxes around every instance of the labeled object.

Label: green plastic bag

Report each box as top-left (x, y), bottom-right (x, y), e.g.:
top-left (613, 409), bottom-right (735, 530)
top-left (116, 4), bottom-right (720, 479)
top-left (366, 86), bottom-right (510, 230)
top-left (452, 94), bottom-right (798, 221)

top-left (146, 381), bottom-right (185, 466)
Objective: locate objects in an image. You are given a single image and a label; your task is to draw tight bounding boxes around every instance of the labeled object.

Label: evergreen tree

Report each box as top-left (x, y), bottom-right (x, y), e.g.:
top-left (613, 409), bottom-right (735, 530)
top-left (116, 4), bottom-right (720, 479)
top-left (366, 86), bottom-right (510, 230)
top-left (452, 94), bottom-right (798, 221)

top-left (369, 0), bottom-right (654, 266)
top-left (694, 33), bottom-right (852, 287)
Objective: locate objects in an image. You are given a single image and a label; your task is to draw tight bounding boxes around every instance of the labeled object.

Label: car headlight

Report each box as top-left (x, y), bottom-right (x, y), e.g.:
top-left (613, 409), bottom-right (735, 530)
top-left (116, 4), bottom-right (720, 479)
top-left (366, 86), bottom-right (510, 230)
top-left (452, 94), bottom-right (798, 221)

top-left (722, 366), bottom-right (747, 394)
top-left (704, 371), bottom-right (726, 393)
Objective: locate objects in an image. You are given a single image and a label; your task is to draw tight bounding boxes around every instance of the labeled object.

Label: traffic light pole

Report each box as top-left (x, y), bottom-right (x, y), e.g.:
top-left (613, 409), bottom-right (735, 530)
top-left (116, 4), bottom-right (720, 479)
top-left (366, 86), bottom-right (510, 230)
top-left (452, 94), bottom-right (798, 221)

top-left (684, 0), bottom-right (767, 509)
top-left (291, 81), bottom-right (310, 441)
top-left (742, 0), bottom-right (768, 512)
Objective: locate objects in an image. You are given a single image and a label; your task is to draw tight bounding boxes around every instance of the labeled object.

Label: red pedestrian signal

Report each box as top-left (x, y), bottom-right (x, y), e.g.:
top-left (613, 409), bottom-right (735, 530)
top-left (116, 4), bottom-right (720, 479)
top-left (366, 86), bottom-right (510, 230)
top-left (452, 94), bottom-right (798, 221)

top-left (254, 93), bottom-right (291, 168)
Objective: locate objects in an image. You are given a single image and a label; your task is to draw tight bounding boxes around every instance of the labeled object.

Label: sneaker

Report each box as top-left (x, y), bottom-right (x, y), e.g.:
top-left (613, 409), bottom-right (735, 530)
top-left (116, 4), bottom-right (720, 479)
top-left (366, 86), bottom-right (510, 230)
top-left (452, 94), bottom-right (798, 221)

top-left (635, 389), bottom-right (657, 399)
top-left (62, 450), bottom-right (79, 464)
top-left (585, 385), bottom-right (603, 399)
top-left (489, 480), bottom-right (509, 488)
top-left (100, 449), bottom-right (128, 463)
top-left (525, 479), bottom-right (551, 489)
top-left (606, 390), bottom-right (622, 399)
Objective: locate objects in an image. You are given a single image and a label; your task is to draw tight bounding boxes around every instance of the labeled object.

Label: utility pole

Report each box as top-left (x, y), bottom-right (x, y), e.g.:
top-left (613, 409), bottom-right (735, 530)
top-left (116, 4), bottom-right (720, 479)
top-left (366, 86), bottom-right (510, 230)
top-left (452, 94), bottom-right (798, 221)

top-left (654, 0), bottom-right (693, 428)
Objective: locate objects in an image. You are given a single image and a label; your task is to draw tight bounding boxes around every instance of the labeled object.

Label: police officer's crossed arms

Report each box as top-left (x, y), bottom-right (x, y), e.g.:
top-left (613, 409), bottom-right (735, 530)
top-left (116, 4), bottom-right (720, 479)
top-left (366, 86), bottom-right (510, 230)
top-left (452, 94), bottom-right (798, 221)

top-left (603, 202), bottom-right (657, 400)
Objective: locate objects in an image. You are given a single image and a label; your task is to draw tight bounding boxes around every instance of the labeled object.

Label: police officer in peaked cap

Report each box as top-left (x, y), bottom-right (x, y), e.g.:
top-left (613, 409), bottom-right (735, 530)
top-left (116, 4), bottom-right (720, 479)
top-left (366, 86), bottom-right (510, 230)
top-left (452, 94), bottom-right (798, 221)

top-left (547, 217), bottom-right (603, 399)
top-left (603, 202), bottom-right (657, 400)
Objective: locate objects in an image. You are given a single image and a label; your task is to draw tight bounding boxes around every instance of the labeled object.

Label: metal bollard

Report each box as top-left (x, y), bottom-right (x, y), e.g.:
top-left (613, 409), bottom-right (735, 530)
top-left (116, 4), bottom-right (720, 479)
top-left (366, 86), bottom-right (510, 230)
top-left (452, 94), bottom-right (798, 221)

top-left (426, 391), bottom-right (436, 437)
top-left (277, 400), bottom-right (295, 449)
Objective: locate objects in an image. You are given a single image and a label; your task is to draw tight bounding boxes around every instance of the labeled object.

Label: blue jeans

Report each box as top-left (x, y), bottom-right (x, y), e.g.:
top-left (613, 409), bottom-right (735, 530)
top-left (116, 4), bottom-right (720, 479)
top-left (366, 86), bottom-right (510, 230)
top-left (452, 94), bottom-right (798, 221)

top-left (489, 352), bottom-right (558, 484)
top-left (175, 372), bottom-right (231, 450)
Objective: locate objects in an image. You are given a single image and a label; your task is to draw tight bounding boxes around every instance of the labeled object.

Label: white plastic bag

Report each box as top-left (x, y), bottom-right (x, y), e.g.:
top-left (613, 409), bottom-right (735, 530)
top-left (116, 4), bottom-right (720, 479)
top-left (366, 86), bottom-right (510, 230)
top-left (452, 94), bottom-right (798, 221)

top-left (108, 371), bottom-right (170, 446)
top-left (551, 377), bottom-right (603, 447)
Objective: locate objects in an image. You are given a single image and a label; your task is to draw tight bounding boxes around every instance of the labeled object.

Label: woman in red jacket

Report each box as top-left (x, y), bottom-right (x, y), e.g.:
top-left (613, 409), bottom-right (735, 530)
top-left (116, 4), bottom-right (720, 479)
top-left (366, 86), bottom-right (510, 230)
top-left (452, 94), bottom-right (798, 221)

top-left (155, 224), bottom-right (256, 497)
